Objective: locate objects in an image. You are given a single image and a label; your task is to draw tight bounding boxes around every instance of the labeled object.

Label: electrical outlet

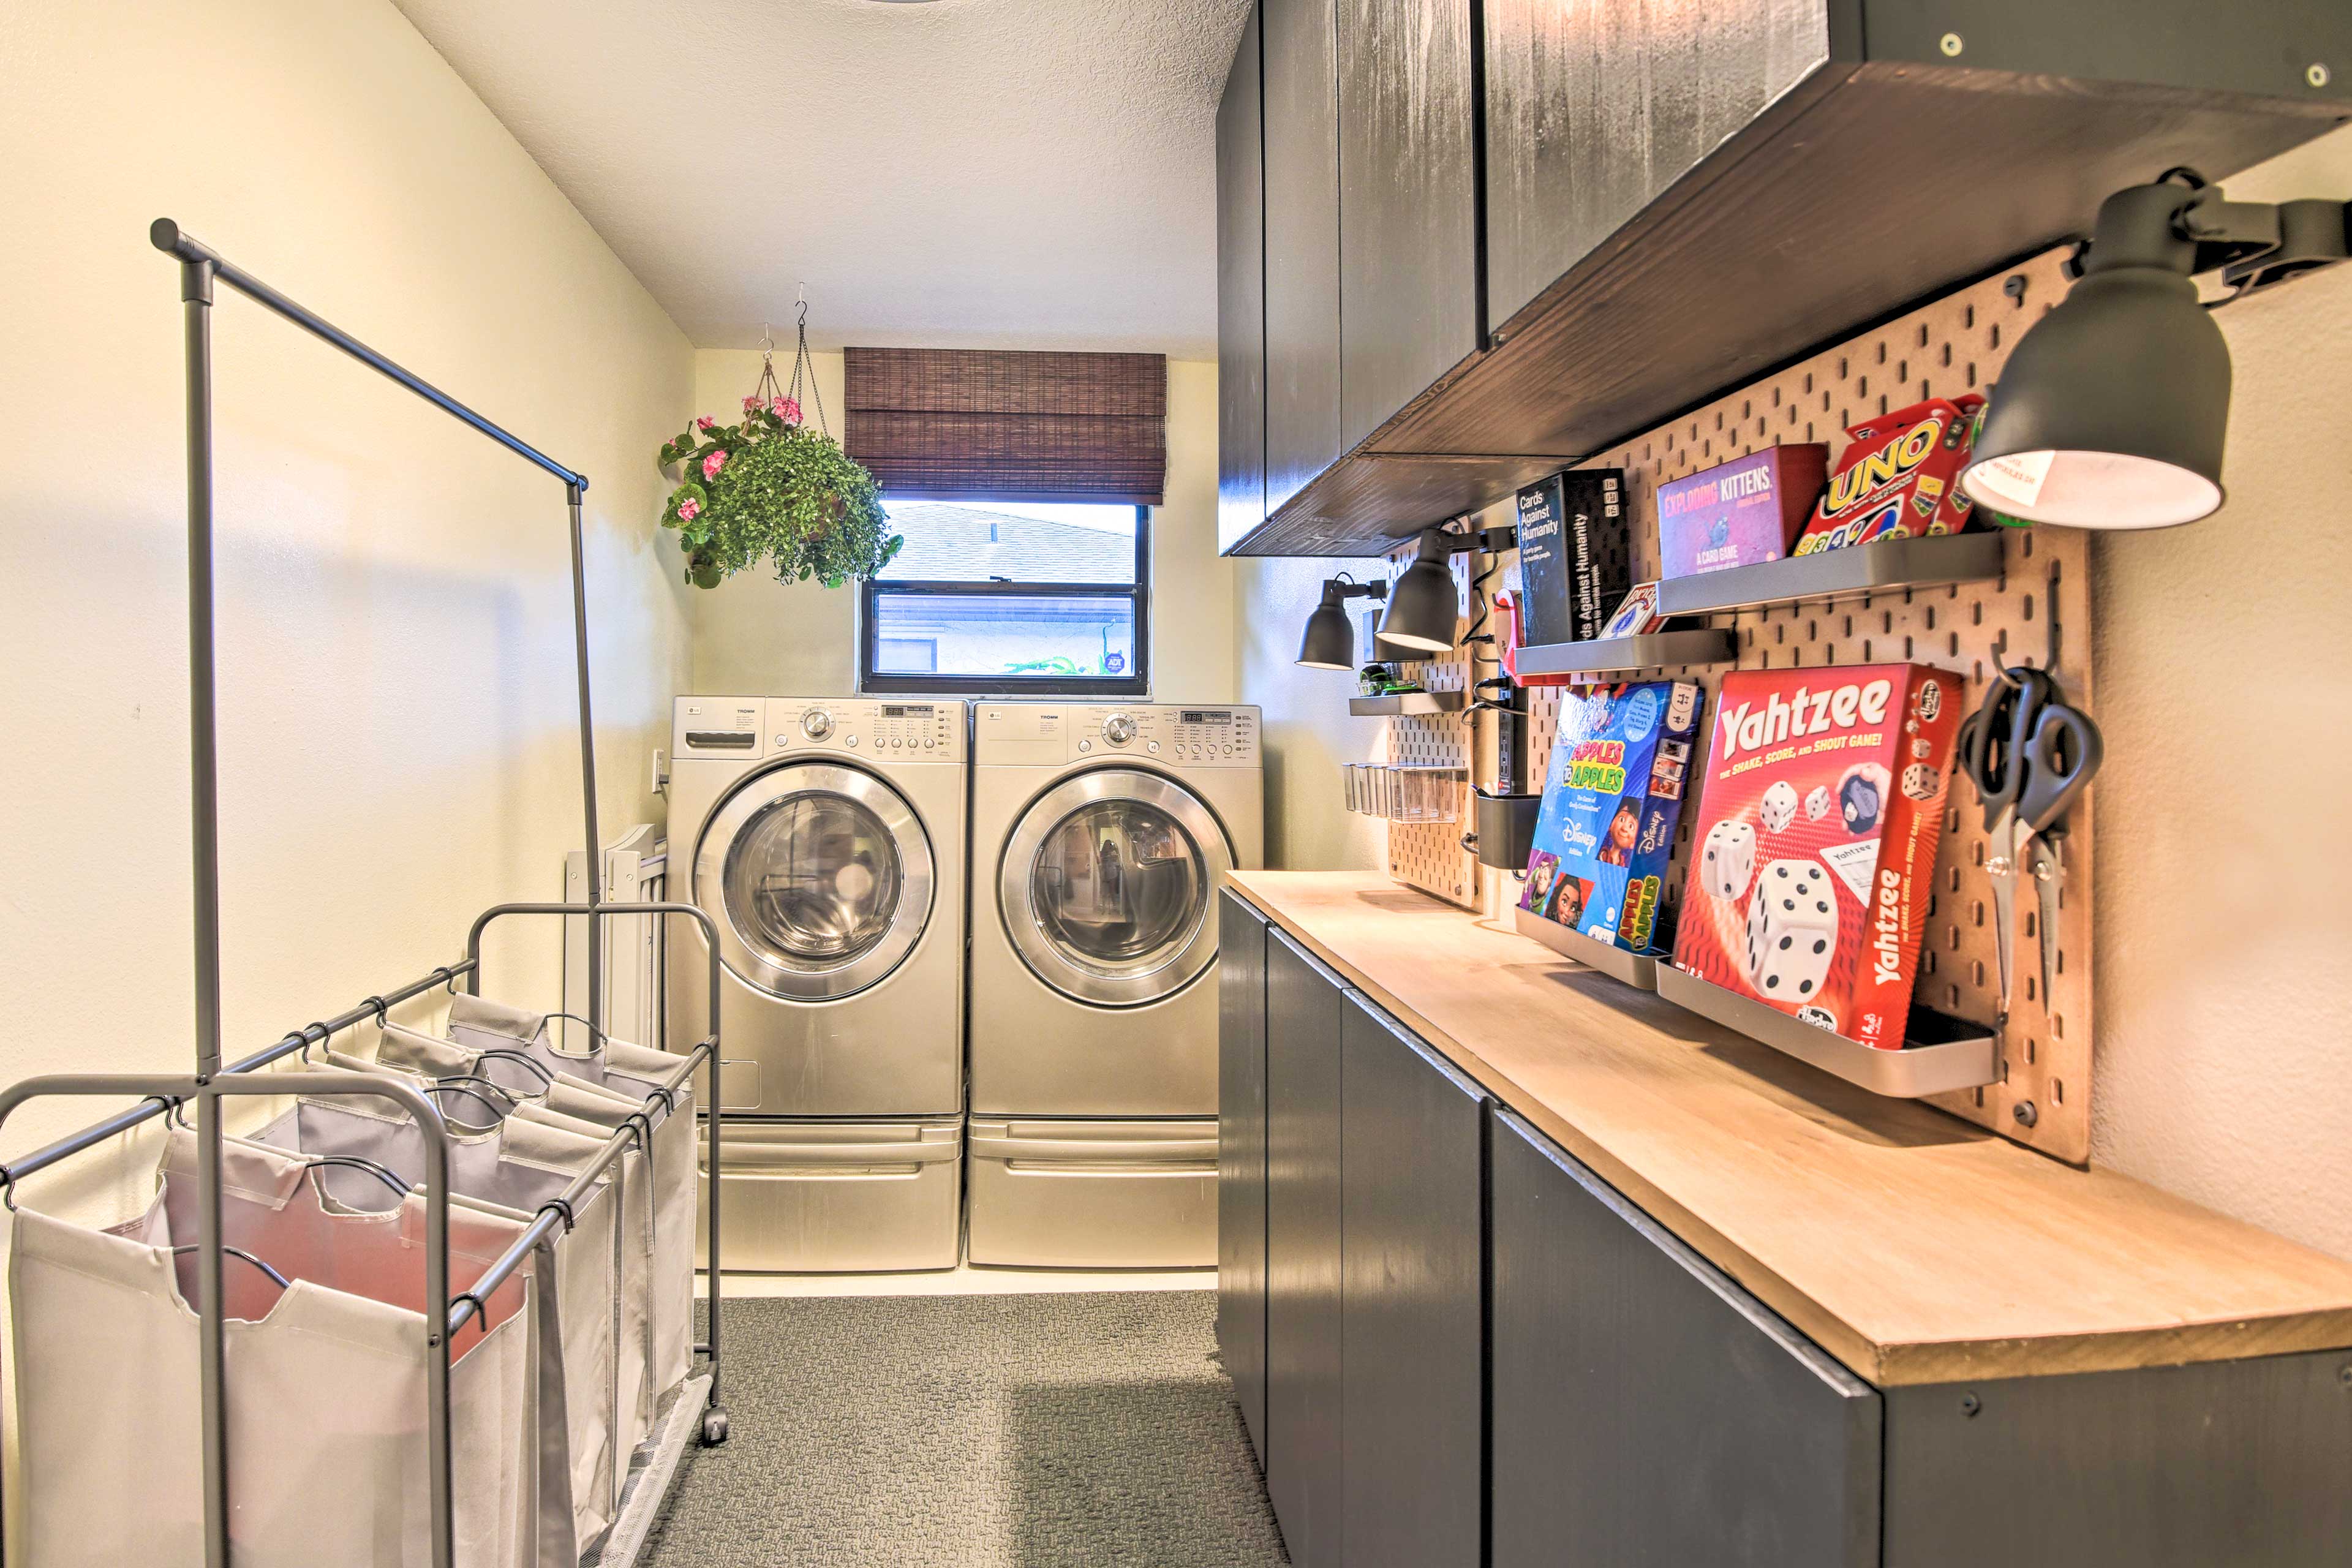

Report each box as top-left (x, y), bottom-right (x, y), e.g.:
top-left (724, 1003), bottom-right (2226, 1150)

top-left (651, 747), bottom-right (668, 794)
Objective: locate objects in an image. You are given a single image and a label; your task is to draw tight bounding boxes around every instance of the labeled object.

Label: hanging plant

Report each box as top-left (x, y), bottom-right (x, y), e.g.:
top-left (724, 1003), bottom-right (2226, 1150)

top-left (654, 303), bottom-right (902, 590)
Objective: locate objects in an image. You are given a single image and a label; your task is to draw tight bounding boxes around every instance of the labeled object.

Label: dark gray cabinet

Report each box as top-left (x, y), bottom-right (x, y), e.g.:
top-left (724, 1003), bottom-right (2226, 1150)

top-left (1340, 992), bottom-right (1486, 1568)
top-left (1336, 0), bottom-right (1479, 448)
top-left (1258, 0), bottom-right (1343, 516)
top-left (1215, 4), bottom-right (1268, 556)
top-left (1262, 928), bottom-right (1346, 1568)
top-left (1488, 1107), bottom-right (1882, 1567)
top-left (1216, 889), bottom-right (1271, 1461)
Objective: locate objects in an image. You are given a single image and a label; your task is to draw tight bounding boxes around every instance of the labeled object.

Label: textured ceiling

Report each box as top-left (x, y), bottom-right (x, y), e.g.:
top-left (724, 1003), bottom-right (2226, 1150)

top-left (394, 0), bottom-right (1250, 357)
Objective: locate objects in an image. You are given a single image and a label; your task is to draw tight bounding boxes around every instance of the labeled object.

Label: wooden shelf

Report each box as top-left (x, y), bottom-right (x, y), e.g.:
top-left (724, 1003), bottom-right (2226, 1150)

top-left (1515, 628), bottom-right (1735, 679)
top-left (1226, 870), bottom-right (2352, 1387)
top-left (1349, 690), bottom-right (1468, 716)
top-left (1655, 532), bottom-right (2006, 617)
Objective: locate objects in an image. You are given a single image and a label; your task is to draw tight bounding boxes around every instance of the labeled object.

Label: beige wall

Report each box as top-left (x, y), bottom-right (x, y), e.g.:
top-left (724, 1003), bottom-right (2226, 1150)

top-left (686, 352), bottom-right (1236, 704)
top-left (0, 0), bottom-right (696, 1205)
top-left (1227, 127), bottom-right (2352, 1263)
top-left (2088, 126), bottom-right (2352, 1262)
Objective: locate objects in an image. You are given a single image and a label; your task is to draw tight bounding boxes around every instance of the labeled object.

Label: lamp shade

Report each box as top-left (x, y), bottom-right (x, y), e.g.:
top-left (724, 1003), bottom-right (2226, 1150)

top-left (1960, 186), bottom-right (2231, 529)
top-left (1376, 530), bottom-right (1459, 653)
top-left (1297, 589), bottom-right (1358, 669)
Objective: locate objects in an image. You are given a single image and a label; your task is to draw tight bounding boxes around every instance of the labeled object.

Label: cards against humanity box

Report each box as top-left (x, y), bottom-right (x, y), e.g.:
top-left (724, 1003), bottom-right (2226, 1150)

top-left (1516, 469), bottom-right (1630, 646)
top-left (1670, 665), bottom-right (1959, 1047)
top-left (1520, 680), bottom-right (1702, 953)
top-left (1656, 443), bottom-right (1828, 578)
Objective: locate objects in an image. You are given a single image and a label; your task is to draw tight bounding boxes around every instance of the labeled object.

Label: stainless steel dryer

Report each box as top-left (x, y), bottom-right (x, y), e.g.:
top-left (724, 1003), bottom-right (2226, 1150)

top-left (669, 695), bottom-right (966, 1271)
top-left (966, 702), bottom-right (1262, 1267)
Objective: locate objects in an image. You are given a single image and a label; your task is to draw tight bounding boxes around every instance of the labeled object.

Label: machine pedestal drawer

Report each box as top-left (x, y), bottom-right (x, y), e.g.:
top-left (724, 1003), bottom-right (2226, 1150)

top-left (966, 1117), bottom-right (1218, 1268)
top-left (696, 1116), bottom-right (962, 1273)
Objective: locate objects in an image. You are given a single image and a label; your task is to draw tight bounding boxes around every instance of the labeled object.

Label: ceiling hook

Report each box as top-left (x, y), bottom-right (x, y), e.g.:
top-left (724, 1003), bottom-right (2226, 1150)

top-left (759, 319), bottom-right (774, 355)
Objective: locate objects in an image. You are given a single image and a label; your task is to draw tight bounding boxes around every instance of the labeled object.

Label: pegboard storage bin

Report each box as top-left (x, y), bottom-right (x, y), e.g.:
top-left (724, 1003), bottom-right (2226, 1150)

top-left (1655, 967), bottom-right (1999, 1098)
top-left (1349, 690), bottom-right (1467, 716)
top-left (1511, 907), bottom-right (1665, 991)
top-left (1516, 628), bottom-right (1736, 679)
top-left (1506, 250), bottom-right (2095, 1163)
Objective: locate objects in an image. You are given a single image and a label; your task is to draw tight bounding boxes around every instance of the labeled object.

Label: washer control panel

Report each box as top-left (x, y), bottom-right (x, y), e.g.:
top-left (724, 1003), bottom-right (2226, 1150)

top-left (1064, 704), bottom-right (1259, 766)
top-left (766, 699), bottom-right (962, 760)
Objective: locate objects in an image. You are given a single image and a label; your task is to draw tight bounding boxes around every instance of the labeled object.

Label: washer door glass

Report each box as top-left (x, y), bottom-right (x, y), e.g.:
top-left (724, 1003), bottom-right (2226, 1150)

top-left (1001, 770), bottom-right (1232, 1007)
top-left (695, 763), bottom-right (935, 1001)
top-left (727, 793), bottom-right (903, 968)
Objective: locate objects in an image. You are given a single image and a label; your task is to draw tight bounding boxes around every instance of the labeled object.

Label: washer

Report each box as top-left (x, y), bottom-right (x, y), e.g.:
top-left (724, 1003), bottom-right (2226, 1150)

top-left (967, 702), bottom-right (1262, 1267)
top-left (668, 695), bottom-right (965, 1272)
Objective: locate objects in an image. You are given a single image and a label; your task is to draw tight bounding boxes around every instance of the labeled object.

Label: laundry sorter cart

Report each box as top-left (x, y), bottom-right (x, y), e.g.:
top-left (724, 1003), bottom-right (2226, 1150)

top-left (0, 221), bottom-right (738, 1567)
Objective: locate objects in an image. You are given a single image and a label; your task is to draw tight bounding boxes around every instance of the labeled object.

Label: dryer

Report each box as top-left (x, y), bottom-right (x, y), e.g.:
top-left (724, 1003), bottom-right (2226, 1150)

top-left (967, 702), bottom-right (1262, 1267)
top-left (668, 695), bottom-right (965, 1271)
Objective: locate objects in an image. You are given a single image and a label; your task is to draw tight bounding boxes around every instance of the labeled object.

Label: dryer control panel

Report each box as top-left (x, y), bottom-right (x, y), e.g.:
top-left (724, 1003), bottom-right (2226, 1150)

top-left (975, 703), bottom-right (1260, 767)
top-left (769, 698), bottom-right (963, 761)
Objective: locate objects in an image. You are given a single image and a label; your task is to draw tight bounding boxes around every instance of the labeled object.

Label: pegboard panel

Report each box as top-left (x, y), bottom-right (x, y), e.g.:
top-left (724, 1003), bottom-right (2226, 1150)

top-left (1518, 250), bottom-right (2095, 1163)
top-left (1381, 549), bottom-right (1480, 908)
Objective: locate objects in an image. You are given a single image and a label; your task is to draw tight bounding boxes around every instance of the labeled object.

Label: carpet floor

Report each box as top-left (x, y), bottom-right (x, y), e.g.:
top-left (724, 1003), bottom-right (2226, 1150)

top-left (642, 1292), bottom-right (1289, 1567)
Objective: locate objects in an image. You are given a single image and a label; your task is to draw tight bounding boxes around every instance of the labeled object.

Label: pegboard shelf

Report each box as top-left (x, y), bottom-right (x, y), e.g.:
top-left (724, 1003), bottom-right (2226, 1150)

top-left (1655, 965), bottom-right (1998, 1098)
top-left (1517, 628), bottom-right (1736, 679)
top-left (1512, 907), bottom-right (1664, 990)
top-left (1655, 532), bottom-right (2007, 617)
top-left (1350, 690), bottom-right (1468, 716)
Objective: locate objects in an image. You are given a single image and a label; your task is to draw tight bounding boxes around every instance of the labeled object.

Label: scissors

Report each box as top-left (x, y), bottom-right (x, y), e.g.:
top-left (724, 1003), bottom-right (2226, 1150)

top-left (1956, 668), bottom-right (2103, 1025)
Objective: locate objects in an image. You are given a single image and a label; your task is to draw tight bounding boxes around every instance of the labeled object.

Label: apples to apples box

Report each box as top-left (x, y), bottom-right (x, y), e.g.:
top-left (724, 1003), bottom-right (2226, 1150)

top-left (1670, 664), bottom-right (1959, 1048)
top-left (1520, 680), bottom-right (1703, 954)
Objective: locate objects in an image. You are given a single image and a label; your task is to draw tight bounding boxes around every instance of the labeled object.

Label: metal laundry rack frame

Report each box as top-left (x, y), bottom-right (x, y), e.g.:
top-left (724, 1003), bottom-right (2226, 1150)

top-left (0, 220), bottom-right (733, 1568)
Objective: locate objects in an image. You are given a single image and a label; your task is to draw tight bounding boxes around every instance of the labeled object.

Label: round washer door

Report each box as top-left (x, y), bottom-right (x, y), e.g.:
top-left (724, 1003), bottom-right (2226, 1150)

top-left (695, 762), bottom-right (935, 1001)
top-left (1000, 769), bottom-right (1234, 1007)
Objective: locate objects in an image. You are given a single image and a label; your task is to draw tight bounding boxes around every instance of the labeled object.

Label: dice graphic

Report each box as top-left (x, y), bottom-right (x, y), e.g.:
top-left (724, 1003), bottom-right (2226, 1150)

top-left (1804, 785), bottom-right (1832, 822)
top-left (1759, 778), bottom-right (1800, 834)
top-left (1744, 858), bottom-right (1838, 1004)
top-left (1753, 922), bottom-right (1835, 1002)
top-left (1757, 858), bottom-right (1837, 927)
top-left (1900, 762), bottom-right (1939, 801)
top-left (1699, 820), bottom-right (1758, 900)
top-left (1839, 772), bottom-right (1882, 832)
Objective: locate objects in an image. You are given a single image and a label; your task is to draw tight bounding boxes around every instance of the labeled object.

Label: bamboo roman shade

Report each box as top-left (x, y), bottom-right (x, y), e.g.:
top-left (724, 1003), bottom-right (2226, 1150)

top-left (843, 347), bottom-right (1168, 505)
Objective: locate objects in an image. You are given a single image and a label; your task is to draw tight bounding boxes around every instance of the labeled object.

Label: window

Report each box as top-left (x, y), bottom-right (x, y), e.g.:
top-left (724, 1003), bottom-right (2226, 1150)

top-left (860, 499), bottom-right (1150, 696)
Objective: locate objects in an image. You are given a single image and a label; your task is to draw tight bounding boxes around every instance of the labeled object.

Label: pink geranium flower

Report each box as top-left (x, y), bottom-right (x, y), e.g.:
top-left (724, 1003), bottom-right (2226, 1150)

top-left (775, 397), bottom-right (802, 424)
top-left (703, 449), bottom-right (728, 481)
top-left (696, 415), bottom-right (715, 432)
top-left (677, 497), bottom-right (701, 522)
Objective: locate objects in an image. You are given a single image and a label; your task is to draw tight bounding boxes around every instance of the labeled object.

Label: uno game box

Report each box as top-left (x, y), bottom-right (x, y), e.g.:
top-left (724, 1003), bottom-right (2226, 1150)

top-left (1669, 664), bottom-right (1959, 1047)
top-left (1793, 395), bottom-right (1986, 555)
top-left (1521, 680), bottom-right (1703, 953)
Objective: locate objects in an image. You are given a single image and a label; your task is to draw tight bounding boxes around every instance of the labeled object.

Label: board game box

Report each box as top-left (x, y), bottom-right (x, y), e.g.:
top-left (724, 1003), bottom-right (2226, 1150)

top-left (1793, 395), bottom-right (1986, 555)
top-left (1669, 664), bottom-right (1959, 1047)
top-left (1516, 468), bottom-right (1630, 646)
top-left (1656, 443), bottom-right (1828, 578)
top-left (1520, 680), bottom-right (1703, 953)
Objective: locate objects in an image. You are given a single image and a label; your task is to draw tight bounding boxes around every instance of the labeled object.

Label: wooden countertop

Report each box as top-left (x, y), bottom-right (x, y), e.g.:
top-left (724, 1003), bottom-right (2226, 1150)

top-left (1227, 870), bottom-right (2352, 1387)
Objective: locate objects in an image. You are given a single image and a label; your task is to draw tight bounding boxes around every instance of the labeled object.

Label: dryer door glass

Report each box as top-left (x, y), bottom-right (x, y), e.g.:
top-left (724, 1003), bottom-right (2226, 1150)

top-left (726, 793), bottom-right (903, 967)
top-left (1001, 769), bottom-right (1233, 1008)
top-left (1030, 801), bottom-right (1203, 978)
top-left (695, 763), bottom-right (936, 1002)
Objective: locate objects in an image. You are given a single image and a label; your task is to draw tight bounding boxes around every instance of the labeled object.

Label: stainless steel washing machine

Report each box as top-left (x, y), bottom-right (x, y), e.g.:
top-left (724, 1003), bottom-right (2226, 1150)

top-left (669, 696), bottom-right (966, 1270)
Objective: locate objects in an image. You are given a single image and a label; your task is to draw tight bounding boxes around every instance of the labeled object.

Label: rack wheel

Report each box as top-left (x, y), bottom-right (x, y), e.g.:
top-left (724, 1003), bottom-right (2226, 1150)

top-left (699, 1406), bottom-right (731, 1447)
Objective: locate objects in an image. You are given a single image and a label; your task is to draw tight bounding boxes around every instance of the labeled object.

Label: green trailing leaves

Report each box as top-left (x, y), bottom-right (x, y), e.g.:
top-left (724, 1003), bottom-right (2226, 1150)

top-left (654, 411), bottom-right (899, 590)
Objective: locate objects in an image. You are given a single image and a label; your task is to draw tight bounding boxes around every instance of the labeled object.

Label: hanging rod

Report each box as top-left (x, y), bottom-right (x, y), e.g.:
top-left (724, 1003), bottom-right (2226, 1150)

top-left (148, 220), bottom-right (587, 492)
top-left (0, 957), bottom-right (478, 1194)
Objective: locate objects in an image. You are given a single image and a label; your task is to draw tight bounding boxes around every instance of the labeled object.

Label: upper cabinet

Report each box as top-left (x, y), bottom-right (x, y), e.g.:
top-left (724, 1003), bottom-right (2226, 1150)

top-left (1216, 4), bottom-right (1269, 555)
top-left (1260, 0), bottom-right (1345, 518)
top-left (1338, 0), bottom-right (1480, 450)
top-left (1216, 0), bottom-right (2352, 557)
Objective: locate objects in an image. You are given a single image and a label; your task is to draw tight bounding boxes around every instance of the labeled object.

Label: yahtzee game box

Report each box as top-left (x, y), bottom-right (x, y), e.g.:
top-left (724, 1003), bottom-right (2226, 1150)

top-left (1670, 664), bottom-right (1959, 1047)
top-left (1521, 680), bottom-right (1702, 953)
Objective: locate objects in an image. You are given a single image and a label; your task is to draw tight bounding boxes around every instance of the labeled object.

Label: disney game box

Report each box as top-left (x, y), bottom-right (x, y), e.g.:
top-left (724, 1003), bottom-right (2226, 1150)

top-left (1669, 663), bottom-right (1959, 1047)
top-left (1521, 680), bottom-right (1702, 953)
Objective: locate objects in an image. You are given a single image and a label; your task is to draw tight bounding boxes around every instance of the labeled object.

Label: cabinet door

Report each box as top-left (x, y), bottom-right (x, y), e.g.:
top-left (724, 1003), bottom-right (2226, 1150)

top-left (1340, 993), bottom-right (1486, 1568)
top-left (1481, 0), bottom-right (1831, 331)
top-left (1216, 889), bottom-right (1272, 1460)
top-left (1264, 928), bottom-right (1345, 1568)
top-left (1338, 0), bottom-right (1479, 448)
top-left (1216, 4), bottom-right (1268, 555)
top-left (1260, 0), bottom-right (1343, 515)
top-left (1489, 1108), bottom-right (1881, 1567)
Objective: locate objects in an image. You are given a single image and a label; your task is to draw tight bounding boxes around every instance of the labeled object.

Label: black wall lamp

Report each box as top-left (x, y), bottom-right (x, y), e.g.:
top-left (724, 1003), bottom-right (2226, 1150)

top-left (1373, 522), bottom-right (1519, 655)
top-left (1296, 575), bottom-right (1387, 669)
top-left (1959, 168), bottom-right (2350, 530)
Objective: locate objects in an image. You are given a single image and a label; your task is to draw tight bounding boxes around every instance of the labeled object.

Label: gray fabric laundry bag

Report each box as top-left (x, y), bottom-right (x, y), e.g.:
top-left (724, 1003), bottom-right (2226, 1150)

top-left (8, 1144), bottom-right (538, 1567)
